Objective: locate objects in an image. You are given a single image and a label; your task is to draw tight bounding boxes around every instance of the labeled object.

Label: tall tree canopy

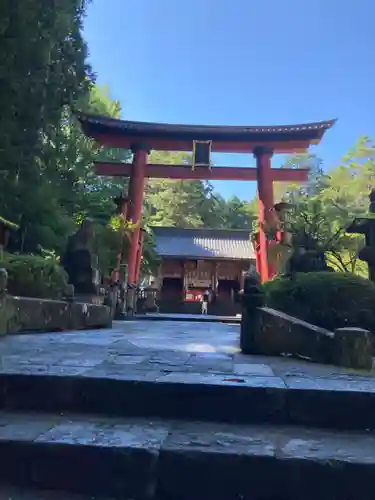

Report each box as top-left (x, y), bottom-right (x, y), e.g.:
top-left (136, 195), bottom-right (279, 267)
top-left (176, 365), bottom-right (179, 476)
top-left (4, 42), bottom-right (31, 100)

top-left (143, 152), bottom-right (257, 229)
top-left (1, 1), bottom-right (374, 280)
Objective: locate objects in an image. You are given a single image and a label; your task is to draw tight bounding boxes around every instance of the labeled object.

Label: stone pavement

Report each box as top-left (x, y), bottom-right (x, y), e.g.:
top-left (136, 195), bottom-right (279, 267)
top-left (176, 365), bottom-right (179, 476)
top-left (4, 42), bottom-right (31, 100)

top-left (1, 318), bottom-right (374, 381)
top-left (0, 319), bottom-right (375, 428)
top-left (1, 320), bottom-right (375, 498)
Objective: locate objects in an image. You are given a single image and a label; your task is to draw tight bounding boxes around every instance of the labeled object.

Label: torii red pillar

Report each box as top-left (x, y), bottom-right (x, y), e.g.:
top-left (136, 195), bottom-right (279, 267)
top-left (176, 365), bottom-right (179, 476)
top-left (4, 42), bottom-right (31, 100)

top-left (253, 147), bottom-right (274, 282)
top-left (127, 144), bottom-right (148, 285)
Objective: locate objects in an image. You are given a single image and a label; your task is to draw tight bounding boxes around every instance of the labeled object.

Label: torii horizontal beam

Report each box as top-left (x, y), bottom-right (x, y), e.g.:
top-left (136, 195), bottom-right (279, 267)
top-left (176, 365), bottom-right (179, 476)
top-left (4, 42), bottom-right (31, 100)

top-left (95, 162), bottom-right (309, 182)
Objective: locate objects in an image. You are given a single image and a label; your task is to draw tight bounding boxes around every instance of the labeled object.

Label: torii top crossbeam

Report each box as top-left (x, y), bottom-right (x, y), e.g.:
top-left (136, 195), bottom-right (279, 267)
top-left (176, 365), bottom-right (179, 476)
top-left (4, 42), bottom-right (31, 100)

top-left (77, 112), bottom-right (336, 284)
top-left (78, 113), bottom-right (335, 154)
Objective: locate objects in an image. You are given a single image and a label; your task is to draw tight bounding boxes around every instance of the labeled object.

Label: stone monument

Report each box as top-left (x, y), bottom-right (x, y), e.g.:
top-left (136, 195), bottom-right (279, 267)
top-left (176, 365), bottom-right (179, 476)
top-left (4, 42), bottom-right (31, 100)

top-left (60, 218), bottom-right (101, 301)
top-left (0, 216), bottom-right (18, 260)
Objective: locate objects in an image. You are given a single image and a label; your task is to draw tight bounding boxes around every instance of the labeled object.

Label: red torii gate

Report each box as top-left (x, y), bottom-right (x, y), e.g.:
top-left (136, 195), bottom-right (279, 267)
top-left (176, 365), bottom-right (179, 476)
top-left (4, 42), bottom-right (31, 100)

top-left (78, 114), bottom-right (335, 283)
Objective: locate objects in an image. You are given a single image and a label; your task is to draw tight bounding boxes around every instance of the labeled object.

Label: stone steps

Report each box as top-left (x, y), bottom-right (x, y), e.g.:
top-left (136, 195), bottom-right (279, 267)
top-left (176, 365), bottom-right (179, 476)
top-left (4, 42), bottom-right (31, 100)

top-left (1, 370), bottom-right (375, 430)
top-left (0, 411), bottom-right (373, 500)
top-left (135, 313), bottom-right (241, 323)
top-left (0, 485), bottom-right (114, 499)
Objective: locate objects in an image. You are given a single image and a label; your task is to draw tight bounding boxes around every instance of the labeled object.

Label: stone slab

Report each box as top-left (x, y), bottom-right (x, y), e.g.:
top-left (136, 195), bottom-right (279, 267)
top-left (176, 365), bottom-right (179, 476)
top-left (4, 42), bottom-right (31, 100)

top-left (0, 370), bottom-right (287, 424)
top-left (0, 413), bottom-right (167, 499)
top-left (5, 366), bottom-right (375, 429)
top-left (160, 421), bottom-right (375, 500)
top-left (0, 486), bottom-right (115, 499)
top-left (0, 412), bottom-right (375, 499)
top-left (135, 313), bottom-right (241, 323)
top-left (233, 363), bottom-right (275, 376)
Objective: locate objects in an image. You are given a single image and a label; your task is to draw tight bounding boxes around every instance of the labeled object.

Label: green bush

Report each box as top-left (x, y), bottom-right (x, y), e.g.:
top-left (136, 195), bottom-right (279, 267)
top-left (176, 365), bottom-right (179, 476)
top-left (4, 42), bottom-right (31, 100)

top-left (0, 253), bottom-right (68, 299)
top-left (262, 272), bottom-right (375, 334)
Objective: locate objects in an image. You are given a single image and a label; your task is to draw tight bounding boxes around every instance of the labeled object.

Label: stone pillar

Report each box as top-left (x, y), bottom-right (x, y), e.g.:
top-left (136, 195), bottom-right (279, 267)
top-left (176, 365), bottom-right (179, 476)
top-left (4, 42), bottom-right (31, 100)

top-left (127, 144), bottom-right (149, 285)
top-left (253, 147), bottom-right (274, 283)
top-left (332, 327), bottom-right (372, 370)
top-left (134, 228), bottom-right (145, 285)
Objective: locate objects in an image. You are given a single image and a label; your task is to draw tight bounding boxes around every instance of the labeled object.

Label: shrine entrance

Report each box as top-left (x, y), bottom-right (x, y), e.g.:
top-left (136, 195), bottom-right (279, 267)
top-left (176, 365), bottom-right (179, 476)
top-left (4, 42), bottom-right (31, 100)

top-left (79, 114), bottom-right (335, 283)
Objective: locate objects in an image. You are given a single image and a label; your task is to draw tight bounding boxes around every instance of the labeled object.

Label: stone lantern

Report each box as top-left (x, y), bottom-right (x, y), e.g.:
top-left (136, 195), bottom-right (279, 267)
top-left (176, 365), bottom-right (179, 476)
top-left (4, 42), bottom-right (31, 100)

top-left (346, 188), bottom-right (375, 282)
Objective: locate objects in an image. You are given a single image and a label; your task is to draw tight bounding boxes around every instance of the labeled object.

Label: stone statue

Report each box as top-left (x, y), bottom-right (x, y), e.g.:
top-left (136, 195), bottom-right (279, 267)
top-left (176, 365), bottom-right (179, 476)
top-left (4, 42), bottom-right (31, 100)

top-left (284, 231), bottom-right (333, 276)
top-left (61, 219), bottom-right (100, 296)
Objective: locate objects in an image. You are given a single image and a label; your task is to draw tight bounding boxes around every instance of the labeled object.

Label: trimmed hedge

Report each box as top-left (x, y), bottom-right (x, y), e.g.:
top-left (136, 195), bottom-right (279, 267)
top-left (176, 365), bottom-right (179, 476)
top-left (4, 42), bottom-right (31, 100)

top-left (0, 253), bottom-right (68, 299)
top-left (262, 272), bottom-right (375, 335)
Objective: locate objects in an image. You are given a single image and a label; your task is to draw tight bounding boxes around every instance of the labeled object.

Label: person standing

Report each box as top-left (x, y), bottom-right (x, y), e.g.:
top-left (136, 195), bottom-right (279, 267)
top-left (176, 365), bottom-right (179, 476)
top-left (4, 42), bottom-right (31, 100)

top-left (201, 289), bottom-right (209, 315)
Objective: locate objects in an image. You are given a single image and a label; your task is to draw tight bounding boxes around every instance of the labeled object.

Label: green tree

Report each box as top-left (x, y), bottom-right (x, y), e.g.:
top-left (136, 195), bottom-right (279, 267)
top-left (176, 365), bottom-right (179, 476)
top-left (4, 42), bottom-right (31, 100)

top-left (280, 138), bottom-right (375, 276)
top-left (144, 152), bottom-right (256, 230)
top-left (0, 0), bottom-right (92, 252)
top-left (145, 152), bottom-right (208, 227)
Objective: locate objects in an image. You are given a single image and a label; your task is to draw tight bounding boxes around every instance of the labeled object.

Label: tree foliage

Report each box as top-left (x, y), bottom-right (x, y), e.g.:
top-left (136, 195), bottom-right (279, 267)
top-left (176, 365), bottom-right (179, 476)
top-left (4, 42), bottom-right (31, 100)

top-left (144, 152), bottom-right (257, 230)
top-left (263, 272), bottom-right (375, 334)
top-left (1, 0), bottom-right (374, 284)
top-left (279, 137), bottom-right (375, 275)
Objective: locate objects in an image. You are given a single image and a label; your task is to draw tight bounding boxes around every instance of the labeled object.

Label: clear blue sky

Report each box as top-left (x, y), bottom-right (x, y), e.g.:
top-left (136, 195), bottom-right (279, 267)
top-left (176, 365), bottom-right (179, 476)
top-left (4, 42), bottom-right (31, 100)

top-left (83, 0), bottom-right (374, 200)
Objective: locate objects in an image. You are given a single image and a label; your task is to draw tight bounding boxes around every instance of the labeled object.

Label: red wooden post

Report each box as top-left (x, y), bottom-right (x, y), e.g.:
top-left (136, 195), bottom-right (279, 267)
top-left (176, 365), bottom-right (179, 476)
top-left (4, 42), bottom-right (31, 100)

top-left (134, 228), bottom-right (145, 284)
top-left (252, 233), bottom-right (261, 276)
top-left (127, 144), bottom-right (148, 284)
top-left (253, 147), bottom-right (274, 282)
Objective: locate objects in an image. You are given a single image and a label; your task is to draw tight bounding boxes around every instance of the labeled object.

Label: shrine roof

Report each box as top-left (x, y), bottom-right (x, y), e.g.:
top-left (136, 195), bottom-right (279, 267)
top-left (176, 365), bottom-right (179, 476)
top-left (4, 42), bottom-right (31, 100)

top-left (77, 113), bottom-right (336, 153)
top-left (152, 227), bottom-right (255, 261)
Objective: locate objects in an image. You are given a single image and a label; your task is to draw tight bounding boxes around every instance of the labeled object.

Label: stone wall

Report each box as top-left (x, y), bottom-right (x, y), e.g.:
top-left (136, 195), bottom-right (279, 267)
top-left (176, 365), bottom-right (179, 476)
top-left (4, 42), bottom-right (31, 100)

top-left (240, 306), bottom-right (373, 370)
top-left (0, 296), bottom-right (112, 335)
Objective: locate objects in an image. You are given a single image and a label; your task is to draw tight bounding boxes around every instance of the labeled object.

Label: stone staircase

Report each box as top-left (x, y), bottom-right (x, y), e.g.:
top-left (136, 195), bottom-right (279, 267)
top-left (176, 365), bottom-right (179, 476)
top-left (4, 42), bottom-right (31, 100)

top-left (0, 367), bottom-right (375, 499)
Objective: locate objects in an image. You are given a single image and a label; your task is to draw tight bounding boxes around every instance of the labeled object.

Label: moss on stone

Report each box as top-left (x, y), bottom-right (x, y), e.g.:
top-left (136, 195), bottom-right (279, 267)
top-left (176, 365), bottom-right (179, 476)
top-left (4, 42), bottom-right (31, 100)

top-left (0, 295), bottom-right (18, 335)
top-left (0, 216), bottom-right (19, 231)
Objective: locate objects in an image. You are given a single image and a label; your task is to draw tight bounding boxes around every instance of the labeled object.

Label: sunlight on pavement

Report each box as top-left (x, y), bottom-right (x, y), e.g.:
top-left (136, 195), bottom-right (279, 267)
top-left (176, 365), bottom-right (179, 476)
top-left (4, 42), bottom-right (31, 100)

top-left (185, 343), bottom-right (217, 352)
top-left (222, 346), bottom-right (240, 353)
top-left (183, 343), bottom-right (240, 353)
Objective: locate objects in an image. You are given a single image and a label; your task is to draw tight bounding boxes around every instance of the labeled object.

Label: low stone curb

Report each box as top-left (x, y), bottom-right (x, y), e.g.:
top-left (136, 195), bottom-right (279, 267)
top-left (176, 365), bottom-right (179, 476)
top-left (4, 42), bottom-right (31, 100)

top-left (0, 411), bottom-right (374, 500)
top-left (134, 314), bottom-right (241, 323)
top-left (1, 371), bottom-right (375, 430)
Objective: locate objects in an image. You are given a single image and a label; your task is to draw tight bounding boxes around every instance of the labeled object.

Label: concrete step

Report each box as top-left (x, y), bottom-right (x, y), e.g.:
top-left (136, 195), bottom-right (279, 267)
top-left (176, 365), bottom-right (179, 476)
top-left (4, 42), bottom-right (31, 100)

top-left (0, 411), bottom-right (374, 500)
top-left (1, 370), bottom-right (375, 431)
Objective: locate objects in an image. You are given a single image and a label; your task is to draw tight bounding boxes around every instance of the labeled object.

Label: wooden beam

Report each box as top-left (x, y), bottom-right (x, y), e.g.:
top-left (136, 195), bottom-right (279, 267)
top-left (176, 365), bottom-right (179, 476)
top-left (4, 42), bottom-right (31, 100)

top-left (271, 168), bottom-right (309, 182)
top-left (90, 132), bottom-right (310, 154)
top-left (94, 162), bottom-right (309, 183)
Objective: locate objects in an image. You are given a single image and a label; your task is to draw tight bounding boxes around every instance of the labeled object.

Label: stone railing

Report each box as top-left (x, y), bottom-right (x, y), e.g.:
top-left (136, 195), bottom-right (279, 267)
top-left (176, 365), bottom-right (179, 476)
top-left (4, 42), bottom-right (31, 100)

top-left (241, 305), bottom-right (373, 370)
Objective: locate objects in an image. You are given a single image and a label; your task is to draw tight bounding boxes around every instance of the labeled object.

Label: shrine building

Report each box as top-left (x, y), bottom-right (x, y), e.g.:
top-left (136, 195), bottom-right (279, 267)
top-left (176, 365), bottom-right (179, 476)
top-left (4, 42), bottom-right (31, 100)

top-left (151, 227), bottom-right (255, 314)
